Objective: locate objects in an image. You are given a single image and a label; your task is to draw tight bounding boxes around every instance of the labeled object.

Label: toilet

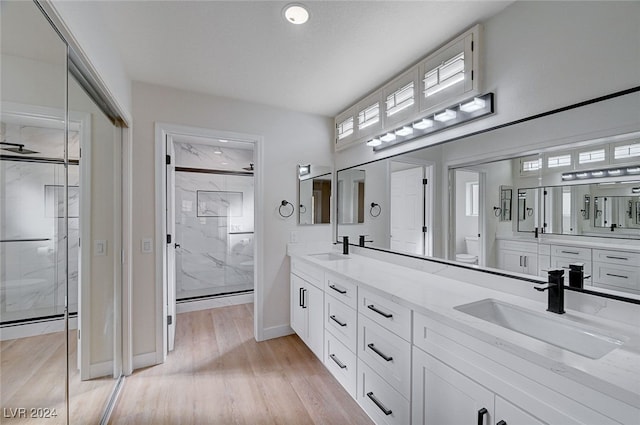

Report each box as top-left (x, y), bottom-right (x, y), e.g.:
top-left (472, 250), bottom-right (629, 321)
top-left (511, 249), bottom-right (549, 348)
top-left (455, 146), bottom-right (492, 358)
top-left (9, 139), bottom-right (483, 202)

top-left (455, 236), bottom-right (479, 264)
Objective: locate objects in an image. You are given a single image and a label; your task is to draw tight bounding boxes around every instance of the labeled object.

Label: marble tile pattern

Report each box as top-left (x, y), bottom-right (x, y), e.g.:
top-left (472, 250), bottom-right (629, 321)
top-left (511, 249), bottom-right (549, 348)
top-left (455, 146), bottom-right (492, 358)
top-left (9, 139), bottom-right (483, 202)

top-left (0, 121), bottom-right (80, 160)
top-left (0, 160), bottom-right (79, 322)
top-left (175, 170), bottom-right (254, 299)
top-left (174, 141), bottom-right (253, 172)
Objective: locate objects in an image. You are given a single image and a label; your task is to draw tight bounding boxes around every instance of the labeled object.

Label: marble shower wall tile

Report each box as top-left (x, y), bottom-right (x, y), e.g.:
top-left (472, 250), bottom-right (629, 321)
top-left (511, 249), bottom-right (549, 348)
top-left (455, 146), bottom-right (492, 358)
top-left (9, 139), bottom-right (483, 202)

top-left (174, 141), bottom-right (254, 172)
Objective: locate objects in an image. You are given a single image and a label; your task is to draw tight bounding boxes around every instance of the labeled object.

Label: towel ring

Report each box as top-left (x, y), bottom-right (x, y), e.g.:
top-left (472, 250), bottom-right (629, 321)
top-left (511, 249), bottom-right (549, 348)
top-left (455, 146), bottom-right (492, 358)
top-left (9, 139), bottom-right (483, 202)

top-left (370, 202), bottom-right (381, 217)
top-left (279, 200), bottom-right (294, 218)
top-left (493, 206), bottom-right (502, 217)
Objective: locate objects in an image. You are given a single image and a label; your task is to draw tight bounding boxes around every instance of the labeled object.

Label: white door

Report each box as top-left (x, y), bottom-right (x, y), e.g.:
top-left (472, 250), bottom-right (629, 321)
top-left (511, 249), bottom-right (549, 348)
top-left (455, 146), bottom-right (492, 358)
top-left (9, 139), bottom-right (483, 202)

top-left (390, 167), bottom-right (424, 255)
top-left (166, 137), bottom-right (176, 352)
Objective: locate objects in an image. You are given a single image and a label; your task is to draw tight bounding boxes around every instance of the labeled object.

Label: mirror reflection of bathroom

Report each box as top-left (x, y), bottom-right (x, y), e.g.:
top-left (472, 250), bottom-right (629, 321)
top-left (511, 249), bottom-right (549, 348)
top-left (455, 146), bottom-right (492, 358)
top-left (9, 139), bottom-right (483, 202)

top-left (337, 169), bottom-right (365, 224)
top-left (298, 164), bottom-right (331, 225)
top-left (453, 169), bottom-right (481, 265)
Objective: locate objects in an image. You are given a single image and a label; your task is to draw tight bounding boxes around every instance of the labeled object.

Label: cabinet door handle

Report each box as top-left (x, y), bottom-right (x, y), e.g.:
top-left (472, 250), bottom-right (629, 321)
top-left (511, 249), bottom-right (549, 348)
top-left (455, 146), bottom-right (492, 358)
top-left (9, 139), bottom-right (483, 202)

top-left (367, 343), bottom-right (393, 361)
top-left (523, 256), bottom-right (527, 267)
top-left (477, 407), bottom-right (488, 425)
top-left (299, 287), bottom-right (304, 307)
top-left (367, 304), bottom-right (393, 318)
top-left (366, 392), bottom-right (392, 416)
top-left (606, 255), bottom-right (628, 261)
top-left (329, 354), bottom-right (347, 369)
top-left (496, 421), bottom-right (507, 425)
top-left (302, 288), bottom-right (307, 309)
top-left (329, 315), bottom-right (347, 327)
top-left (561, 250), bottom-right (579, 255)
top-left (329, 284), bottom-right (347, 294)
top-left (606, 273), bottom-right (629, 279)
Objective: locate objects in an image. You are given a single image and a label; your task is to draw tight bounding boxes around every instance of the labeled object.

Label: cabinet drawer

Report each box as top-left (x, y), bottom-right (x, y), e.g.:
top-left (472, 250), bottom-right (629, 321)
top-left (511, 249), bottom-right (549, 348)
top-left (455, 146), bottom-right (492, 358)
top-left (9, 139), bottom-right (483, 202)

top-left (359, 288), bottom-right (411, 341)
top-left (358, 359), bottom-right (410, 425)
top-left (291, 257), bottom-right (323, 288)
top-left (359, 315), bottom-right (411, 398)
top-left (325, 294), bottom-right (357, 351)
top-left (593, 249), bottom-right (640, 266)
top-left (497, 239), bottom-right (538, 253)
top-left (325, 331), bottom-right (357, 398)
top-left (550, 245), bottom-right (591, 261)
top-left (593, 263), bottom-right (640, 292)
top-left (325, 272), bottom-right (358, 309)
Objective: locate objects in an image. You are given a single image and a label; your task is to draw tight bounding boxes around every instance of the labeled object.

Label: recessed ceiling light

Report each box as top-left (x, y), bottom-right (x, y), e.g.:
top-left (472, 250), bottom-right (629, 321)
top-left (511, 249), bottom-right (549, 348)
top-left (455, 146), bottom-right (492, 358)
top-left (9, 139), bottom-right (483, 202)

top-left (283, 3), bottom-right (309, 25)
top-left (219, 139), bottom-right (229, 143)
top-left (213, 148), bottom-right (222, 155)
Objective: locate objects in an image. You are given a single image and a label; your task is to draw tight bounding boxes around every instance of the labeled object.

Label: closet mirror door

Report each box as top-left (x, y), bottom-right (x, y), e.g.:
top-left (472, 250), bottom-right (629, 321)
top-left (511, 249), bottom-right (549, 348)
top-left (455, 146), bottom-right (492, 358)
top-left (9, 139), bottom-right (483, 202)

top-left (1, 1), bottom-right (69, 423)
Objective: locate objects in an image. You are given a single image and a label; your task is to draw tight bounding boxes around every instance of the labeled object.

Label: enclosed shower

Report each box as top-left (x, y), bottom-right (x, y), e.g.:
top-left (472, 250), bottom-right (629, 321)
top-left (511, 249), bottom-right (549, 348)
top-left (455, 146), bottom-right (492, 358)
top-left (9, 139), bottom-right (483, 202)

top-left (173, 140), bottom-right (254, 301)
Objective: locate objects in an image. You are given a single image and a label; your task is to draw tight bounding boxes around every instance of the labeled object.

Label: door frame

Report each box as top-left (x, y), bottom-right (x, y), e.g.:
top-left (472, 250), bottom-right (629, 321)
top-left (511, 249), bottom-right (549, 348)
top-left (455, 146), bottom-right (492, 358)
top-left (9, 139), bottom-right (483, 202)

top-left (154, 123), bottom-right (263, 362)
top-left (448, 168), bottom-right (486, 266)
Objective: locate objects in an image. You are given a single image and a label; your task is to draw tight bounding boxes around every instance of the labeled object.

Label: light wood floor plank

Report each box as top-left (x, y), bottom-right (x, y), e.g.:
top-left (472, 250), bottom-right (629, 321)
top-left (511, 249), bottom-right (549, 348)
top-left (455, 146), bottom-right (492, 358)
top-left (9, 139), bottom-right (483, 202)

top-left (109, 303), bottom-right (373, 424)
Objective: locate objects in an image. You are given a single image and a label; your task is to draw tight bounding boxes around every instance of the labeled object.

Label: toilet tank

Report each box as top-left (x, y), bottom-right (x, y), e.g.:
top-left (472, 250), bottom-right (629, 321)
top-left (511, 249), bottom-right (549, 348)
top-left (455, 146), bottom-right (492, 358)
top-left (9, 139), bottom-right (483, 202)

top-left (464, 236), bottom-right (480, 255)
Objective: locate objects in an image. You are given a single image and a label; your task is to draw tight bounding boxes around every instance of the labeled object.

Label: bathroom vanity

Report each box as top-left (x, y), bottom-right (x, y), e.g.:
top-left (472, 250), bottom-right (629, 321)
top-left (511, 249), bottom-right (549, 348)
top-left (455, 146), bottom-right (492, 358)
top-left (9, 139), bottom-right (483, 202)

top-left (288, 245), bottom-right (640, 425)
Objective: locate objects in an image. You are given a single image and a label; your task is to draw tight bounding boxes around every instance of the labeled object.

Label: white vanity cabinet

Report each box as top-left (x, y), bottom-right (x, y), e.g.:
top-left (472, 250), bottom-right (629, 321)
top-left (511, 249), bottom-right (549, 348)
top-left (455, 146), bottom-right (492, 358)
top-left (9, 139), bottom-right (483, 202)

top-left (592, 249), bottom-right (640, 294)
top-left (357, 288), bottom-right (412, 424)
top-left (290, 259), bottom-right (325, 360)
top-left (412, 311), bottom-right (623, 425)
top-left (497, 240), bottom-right (539, 276)
top-left (550, 245), bottom-right (592, 285)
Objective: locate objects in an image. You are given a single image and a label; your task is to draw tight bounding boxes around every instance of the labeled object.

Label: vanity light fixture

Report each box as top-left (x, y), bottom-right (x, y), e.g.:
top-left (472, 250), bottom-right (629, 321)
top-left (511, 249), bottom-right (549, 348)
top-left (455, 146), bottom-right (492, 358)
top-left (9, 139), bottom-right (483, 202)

top-left (608, 169), bottom-right (623, 176)
top-left (591, 170), bottom-right (605, 177)
top-left (459, 97), bottom-right (486, 113)
top-left (576, 172), bottom-right (589, 179)
top-left (627, 166), bottom-right (640, 174)
top-left (561, 173), bottom-right (575, 180)
top-left (371, 92), bottom-right (494, 152)
top-left (413, 118), bottom-right (434, 130)
top-left (380, 133), bottom-right (396, 143)
top-left (434, 109), bottom-right (457, 122)
top-left (632, 187), bottom-right (640, 194)
top-left (298, 164), bottom-right (311, 177)
top-left (283, 3), bottom-right (309, 25)
top-left (562, 165), bottom-right (640, 181)
top-left (395, 126), bottom-right (413, 137)
top-left (366, 138), bottom-right (382, 147)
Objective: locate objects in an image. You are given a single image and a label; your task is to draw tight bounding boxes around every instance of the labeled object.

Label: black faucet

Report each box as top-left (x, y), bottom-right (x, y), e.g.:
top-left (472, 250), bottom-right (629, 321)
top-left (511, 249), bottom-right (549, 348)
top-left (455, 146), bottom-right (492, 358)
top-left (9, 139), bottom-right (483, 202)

top-left (358, 235), bottom-right (373, 247)
top-left (535, 269), bottom-right (565, 314)
top-left (341, 236), bottom-right (349, 255)
top-left (568, 263), bottom-right (587, 289)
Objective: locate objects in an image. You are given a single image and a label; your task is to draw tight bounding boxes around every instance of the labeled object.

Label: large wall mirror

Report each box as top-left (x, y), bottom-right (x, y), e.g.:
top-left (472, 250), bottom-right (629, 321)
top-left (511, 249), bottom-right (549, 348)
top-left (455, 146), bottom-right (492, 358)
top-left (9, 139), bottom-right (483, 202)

top-left (336, 88), bottom-right (640, 300)
top-left (298, 164), bottom-right (332, 225)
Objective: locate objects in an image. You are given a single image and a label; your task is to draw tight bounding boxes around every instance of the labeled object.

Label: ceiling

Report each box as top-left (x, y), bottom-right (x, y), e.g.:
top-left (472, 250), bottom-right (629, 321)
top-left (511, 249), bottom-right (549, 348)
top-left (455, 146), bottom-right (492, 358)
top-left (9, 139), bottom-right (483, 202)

top-left (94, 1), bottom-right (512, 117)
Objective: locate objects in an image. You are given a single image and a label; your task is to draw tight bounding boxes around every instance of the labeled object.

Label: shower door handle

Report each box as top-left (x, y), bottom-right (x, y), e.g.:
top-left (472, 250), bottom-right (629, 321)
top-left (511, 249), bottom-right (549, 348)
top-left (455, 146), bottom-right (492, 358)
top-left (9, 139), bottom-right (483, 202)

top-left (174, 243), bottom-right (181, 249)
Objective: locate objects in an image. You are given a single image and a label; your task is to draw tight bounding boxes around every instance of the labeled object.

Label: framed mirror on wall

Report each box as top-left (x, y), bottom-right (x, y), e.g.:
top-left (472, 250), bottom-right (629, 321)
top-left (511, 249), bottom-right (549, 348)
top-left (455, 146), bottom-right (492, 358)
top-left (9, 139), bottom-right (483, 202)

top-left (298, 164), bottom-right (332, 225)
top-left (336, 87), bottom-right (640, 300)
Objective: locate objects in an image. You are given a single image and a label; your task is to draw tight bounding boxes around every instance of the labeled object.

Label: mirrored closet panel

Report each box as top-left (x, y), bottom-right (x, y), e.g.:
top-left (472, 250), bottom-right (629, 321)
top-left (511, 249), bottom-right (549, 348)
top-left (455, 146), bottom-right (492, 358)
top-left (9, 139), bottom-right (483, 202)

top-left (1, 1), bottom-right (123, 423)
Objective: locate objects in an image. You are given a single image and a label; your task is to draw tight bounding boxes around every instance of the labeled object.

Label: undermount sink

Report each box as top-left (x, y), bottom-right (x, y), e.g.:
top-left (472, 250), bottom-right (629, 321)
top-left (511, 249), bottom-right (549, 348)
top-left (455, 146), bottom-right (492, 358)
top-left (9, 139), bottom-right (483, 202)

top-left (454, 298), bottom-right (628, 359)
top-left (308, 252), bottom-right (350, 261)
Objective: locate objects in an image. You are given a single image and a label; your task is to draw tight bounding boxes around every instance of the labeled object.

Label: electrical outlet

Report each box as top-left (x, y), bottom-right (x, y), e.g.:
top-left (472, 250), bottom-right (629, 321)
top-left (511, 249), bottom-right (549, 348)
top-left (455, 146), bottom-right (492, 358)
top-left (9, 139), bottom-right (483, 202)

top-left (95, 240), bottom-right (107, 256)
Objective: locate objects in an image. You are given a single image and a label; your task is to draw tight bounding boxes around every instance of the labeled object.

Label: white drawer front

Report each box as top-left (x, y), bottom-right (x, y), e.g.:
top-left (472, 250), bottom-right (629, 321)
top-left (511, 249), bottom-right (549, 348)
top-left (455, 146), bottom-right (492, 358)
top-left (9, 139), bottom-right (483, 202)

top-left (325, 331), bottom-right (357, 398)
top-left (497, 239), bottom-right (538, 253)
top-left (551, 245), bottom-right (591, 261)
top-left (593, 249), bottom-right (640, 266)
top-left (358, 315), bottom-right (411, 399)
top-left (593, 263), bottom-right (640, 292)
top-left (357, 359), bottom-right (410, 425)
top-left (325, 272), bottom-right (358, 309)
top-left (359, 288), bottom-right (411, 341)
top-left (291, 258), bottom-right (323, 288)
top-left (325, 294), bottom-right (357, 351)
top-left (550, 258), bottom-right (592, 284)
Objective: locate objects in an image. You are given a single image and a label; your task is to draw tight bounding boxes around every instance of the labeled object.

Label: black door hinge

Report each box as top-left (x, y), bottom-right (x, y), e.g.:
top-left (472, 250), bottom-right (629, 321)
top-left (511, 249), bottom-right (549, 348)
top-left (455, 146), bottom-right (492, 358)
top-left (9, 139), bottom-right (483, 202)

top-left (167, 315), bottom-right (173, 326)
top-left (471, 70), bottom-right (474, 80)
top-left (166, 155), bottom-right (171, 165)
top-left (471, 41), bottom-right (474, 51)
top-left (422, 226), bottom-right (428, 233)
top-left (422, 178), bottom-right (428, 185)
top-left (167, 234), bottom-right (172, 244)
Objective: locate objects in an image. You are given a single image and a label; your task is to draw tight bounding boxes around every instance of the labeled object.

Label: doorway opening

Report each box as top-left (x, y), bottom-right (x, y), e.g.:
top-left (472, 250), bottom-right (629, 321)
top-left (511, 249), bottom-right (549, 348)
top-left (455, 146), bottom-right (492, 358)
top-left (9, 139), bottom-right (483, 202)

top-left (452, 169), bottom-right (484, 266)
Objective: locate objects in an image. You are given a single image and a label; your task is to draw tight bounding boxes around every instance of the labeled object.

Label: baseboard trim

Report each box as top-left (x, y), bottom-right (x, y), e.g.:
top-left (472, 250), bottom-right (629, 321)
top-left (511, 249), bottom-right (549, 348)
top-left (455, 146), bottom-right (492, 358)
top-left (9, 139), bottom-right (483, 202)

top-left (133, 352), bottom-right (159, 370)
top-left (176, 292), bottom-right (254, 314)
top-left (259, 324), bottom-right (294, 341)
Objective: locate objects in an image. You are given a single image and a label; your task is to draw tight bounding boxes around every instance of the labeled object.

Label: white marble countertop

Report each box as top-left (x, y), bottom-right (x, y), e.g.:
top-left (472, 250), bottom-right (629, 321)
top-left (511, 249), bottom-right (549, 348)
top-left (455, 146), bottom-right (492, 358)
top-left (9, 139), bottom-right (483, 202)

top-left (288, 245), bottom-right (640, 411)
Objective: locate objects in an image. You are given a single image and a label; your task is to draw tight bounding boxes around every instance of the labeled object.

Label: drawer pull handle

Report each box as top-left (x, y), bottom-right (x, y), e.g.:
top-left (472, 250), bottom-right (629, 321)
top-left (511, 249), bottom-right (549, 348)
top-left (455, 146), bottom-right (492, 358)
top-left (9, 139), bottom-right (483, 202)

top-left (329, 315), bottom-right (347, 327)
top-left (477, 407), bottom-right (488, 425)
top-left (367, 343), bottom-right (393, 362)
top-left (366, 392), bottom-right (392, 416)
top-left (329, 284), bottom-right (347, 294)
top-left (329, 354), bottom-right (347, 369)
top-left (606, 273), bottom-right (629, 279)
top-left (561, 250), bottom-right (580, 255)
top-left (606, 255), bottom-right (628, 261)
top-left (367, 304), bottom-right (393, 318)
top-left (299, 287), bottom-right (304, 308)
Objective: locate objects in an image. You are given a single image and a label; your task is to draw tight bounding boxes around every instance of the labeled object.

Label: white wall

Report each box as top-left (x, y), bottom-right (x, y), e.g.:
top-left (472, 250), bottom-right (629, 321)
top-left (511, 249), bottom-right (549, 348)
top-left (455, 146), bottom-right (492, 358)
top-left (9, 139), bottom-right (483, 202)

top-left (131, 82), bottom-right (333, 363)
top-left (336, 1), bottom-right (640, 170)
top-left (454, 170), bottom-right (479, 254)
